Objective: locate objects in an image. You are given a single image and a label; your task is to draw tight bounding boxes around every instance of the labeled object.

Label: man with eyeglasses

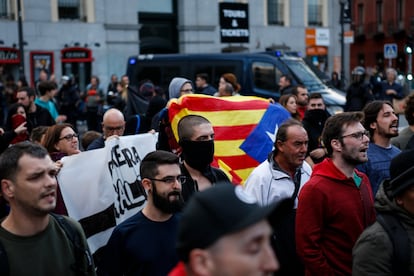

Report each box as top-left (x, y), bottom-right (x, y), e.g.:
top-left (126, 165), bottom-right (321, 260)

top-left (97, 150), bottom-right (184, 276)
top-left (296, 112), bottom-right (376, 276)
top-left (86, 108), bottom-right (125, 150)
top-left (177, 115), bottom-right (231, 203)
top-left (357, 100), bottom-right (400, 196)
top-left (302, 93), bottom-right (331, 166)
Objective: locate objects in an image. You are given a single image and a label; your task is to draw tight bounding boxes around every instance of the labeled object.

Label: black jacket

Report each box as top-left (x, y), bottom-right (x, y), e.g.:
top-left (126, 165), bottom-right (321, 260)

top-left (180, 163), bottom-right (231, 203)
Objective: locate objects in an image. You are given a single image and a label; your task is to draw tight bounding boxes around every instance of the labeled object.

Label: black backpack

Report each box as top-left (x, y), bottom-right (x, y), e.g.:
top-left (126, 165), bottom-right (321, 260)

top-left (376, 213), bottom-right (411, 276)
top-left (0, 213), bottom-right (94, 276)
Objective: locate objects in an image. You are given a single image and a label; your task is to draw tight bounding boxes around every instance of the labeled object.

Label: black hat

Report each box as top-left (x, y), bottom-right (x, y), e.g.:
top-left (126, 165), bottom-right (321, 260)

top-left (389, 149), bottom-right (414, 196)
top-left (176, 184), bottom-right (292, 262)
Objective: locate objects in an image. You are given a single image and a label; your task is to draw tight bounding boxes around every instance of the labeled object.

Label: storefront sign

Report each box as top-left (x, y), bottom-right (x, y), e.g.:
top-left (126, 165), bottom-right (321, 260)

top-left (0, 47), bottom-right (20, 64)
top-left (219, 2), bottom-right (249, 43)
top-left (61, 47), bottom-right (93, 63)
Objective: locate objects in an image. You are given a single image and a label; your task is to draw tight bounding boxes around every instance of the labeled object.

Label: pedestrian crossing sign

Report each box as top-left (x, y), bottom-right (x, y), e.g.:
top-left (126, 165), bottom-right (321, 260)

top-left (384, 43), bottom-right (398, 59)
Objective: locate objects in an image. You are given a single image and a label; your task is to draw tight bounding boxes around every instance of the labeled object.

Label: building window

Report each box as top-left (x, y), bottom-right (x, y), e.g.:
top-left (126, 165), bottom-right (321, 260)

top-left (268, 0), bottom-right (284, 25)
top-left (0, 0), bottom-right (15, 20)
top-left (376, 1), bottom-right (383, 25)
top-left (357, 4), bottom-right (364, 34)
top-left (308, 0), bottom-right (322, 26)
top-left (58, 0), bottom-right (83, 20)
top-left (396, 0), bottom-right (403, 23)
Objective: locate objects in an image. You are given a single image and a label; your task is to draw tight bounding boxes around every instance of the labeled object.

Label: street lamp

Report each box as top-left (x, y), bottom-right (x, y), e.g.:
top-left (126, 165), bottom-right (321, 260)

top-left (17, 0), bottom-right (25, 78)
top-left (339, 0), bottom-right (346, 89)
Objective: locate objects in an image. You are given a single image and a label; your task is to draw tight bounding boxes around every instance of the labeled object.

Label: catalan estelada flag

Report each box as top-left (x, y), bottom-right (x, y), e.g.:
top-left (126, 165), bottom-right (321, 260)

top-left (168, 94), bottom-right (290, 184)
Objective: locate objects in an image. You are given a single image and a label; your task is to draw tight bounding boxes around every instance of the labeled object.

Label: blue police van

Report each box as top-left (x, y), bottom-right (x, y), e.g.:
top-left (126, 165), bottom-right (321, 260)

top-left (126, 52), bottom-right (345, 114)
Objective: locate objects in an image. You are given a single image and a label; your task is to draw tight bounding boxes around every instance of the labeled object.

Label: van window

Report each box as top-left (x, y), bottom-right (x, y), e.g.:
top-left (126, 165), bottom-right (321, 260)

top-left (134, 64), bottom-right (182, 89)
top-left (252, 61), bottom-right (280, 92)
top-left (193, 62), bottom-right (241, 89)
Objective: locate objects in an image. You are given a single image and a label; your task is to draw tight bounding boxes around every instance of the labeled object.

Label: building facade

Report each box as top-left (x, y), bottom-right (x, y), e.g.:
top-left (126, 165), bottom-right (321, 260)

top-left (350, 0), bottom-right (414, 76)
top-left (0, 0), bottom-right (348, 91)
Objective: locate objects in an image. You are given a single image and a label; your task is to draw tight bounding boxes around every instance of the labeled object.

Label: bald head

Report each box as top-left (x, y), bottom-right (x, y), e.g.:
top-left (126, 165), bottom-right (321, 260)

top-left (102, 108), bottom-right (125, 139)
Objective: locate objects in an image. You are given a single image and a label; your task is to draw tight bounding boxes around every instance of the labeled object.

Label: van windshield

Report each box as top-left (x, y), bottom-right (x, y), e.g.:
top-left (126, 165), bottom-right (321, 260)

top-left (282, 59), bottom-right (326, 92)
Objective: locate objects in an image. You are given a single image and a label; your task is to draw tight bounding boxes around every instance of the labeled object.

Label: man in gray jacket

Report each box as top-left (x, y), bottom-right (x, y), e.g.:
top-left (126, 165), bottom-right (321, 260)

top-left (353, 149), bottom-right (414, 275)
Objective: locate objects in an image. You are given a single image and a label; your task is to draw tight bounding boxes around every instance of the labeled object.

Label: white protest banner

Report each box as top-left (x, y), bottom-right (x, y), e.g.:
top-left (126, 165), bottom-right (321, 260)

top-left (57, 133), bottom-right (158, 253)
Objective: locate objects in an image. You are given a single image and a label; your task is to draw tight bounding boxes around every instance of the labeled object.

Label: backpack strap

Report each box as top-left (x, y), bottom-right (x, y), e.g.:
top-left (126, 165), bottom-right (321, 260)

top-left (376, 213), bottom-right (411, 276)
top-left (51, 213), bottom-right (93, 276)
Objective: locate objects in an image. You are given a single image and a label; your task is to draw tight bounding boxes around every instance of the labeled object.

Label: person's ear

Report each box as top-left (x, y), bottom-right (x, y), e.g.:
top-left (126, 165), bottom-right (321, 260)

top-left (331, 139), bottom-right (342, 152)
top-left (370, 122), bottom-right (377, 131)
top-left (141, 178), bottom-right (152, 191)
top-left (276, 140), bottom-right (284, 152)
top-left (188, 249), bottom-right (213, 276)
top-left (395, 195), bottom-right (404, 206)
top-left (1, 179), bottom-right (14, 199)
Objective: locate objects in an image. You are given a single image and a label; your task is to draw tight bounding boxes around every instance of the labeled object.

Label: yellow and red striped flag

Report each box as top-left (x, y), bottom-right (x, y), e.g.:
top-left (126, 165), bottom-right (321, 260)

top-left (168, 94), bottom-right (290, 184)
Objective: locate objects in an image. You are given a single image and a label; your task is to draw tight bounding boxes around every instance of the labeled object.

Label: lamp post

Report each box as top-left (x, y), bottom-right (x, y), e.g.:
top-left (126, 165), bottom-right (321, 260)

top-left (339, 0), bottom-right (346, 89)
top-left (17, 0), bottom-right (25, 77)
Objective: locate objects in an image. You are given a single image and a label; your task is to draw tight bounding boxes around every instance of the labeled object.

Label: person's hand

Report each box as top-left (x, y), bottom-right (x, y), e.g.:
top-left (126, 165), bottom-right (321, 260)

top-left (55, 160), bottom-right (63, 174)
top-left (105, 135), bottom-right (120, 142)
top-left (14, 122), bottom-right (27, 135)
top-left (386, 89), bottom-right (397, 95)
top-left (56, 115), bottom-right (67, 123)
top-left (0, 128), bottom-right (4, 135)
top-left (268, 98), bottom-right (275, 104)
top-left (148, 129), bottom-right (156, 134)
top-left (310, 148), bottom-right (326, 159)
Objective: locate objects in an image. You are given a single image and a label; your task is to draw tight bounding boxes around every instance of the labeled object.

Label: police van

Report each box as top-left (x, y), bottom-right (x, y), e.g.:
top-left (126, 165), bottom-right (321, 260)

top-left (126, 52), bottom-right (345, 114)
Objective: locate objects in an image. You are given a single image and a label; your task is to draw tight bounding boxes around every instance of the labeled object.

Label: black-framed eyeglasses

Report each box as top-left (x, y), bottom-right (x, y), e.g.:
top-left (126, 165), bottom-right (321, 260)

top-left (340, 130), bottom-right (370, 140)
top-left (148, 175), bottom-right (187, 185)
top-left (105, 125), bottom-right (125, 132)
top-left (59, 133), bottom-right (78, 141)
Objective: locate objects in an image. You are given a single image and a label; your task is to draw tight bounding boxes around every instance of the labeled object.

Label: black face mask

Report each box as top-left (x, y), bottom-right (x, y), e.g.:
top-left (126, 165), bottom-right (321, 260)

top-left (180, 140), bottom-right (214, 171)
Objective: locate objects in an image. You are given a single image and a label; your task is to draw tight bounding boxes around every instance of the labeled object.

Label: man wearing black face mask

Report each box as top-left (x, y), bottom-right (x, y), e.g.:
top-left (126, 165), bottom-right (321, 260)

top-left (302, 93), bottom-right (331, 166)
top-left (177, 115), bottom-right (231, 202)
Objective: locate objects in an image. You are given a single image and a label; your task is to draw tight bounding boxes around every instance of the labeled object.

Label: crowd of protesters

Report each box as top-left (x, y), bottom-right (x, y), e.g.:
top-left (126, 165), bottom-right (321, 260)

top-left (0, 66), bottom-right (413, 276)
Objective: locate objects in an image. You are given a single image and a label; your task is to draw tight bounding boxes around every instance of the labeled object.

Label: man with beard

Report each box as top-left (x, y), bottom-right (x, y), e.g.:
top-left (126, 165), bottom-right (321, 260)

top-left (97, 150), bottom-right (184, 276)
top-left (357, 100), bottom-right (400, 196)
top-left (0, 142), bottom-right (95, 275)
top-left (244, 118), bottom-right (311, 276)
top-left (291, 85), bottom-right (309, 119)
top-left (296, 112), bottom-right (376, 276)
top-left (279, 74), bottom-right (294, 95)
top-left (177, 115), bottom-right (231, 202)
top-left (16, 86), bottom-right (55, 129)
top-left (302, 93), bottom-right (331, 166)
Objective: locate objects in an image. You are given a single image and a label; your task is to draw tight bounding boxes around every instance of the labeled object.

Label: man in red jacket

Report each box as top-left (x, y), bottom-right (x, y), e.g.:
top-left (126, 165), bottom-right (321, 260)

top-left (296, 112), bottom-right (376, 275)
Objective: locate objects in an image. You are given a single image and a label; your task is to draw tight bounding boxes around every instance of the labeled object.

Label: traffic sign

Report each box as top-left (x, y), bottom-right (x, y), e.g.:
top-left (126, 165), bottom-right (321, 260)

top-left (384, 43), bottom-right (398, 59)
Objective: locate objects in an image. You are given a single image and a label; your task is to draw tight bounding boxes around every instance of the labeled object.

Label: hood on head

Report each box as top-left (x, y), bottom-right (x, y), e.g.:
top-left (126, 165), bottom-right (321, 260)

top-left (168, 77), bottom-right (192, 99)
